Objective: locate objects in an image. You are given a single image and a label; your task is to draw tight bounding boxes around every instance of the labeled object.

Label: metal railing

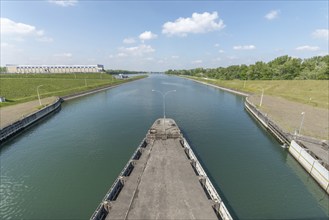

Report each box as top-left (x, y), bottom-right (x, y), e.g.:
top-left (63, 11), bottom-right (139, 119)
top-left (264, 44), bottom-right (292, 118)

top-left (90, 138), bottom-right (147, 220)
top-left (180, 138), bottom-right (233, 220)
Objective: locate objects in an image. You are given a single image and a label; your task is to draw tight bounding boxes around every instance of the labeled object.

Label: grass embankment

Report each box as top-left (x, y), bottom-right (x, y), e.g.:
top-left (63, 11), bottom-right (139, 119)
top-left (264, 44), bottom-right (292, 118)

top-left (0, 73), bottom-right (146, 107)
top-left (185, 76), bottom-right (328, 109)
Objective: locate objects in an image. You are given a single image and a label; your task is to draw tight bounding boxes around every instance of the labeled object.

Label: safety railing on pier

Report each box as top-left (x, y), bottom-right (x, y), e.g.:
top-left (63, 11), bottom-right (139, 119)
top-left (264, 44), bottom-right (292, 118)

top-left (180, 138), bottom-right (233, 220)
top-left (90, 138), bottom-right (147, 220)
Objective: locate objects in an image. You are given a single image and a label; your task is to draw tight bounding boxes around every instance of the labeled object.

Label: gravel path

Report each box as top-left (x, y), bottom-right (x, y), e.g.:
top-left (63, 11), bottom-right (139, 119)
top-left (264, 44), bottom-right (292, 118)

top-left (0, 96), bottom-right (57, 129)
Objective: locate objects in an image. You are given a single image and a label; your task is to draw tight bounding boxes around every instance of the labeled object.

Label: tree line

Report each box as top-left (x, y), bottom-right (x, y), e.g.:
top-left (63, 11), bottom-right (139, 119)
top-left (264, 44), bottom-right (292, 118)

top-left (165, 55), bottom-right (329, 80)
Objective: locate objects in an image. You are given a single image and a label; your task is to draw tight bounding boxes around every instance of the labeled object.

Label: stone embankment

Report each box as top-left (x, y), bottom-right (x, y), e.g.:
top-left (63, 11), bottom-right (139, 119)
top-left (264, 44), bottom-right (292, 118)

top-left (0, 97), bottom-right (62, 143)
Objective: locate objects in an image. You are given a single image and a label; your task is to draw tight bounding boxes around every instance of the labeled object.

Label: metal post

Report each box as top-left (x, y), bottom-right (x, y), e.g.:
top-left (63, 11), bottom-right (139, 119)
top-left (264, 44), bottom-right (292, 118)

top-left (37, 85), bottom-right (43, 106)
top-left (152, 89), bottom-right (176, 133)
top-left (260, 88), bottom-right (264, 107)
top-left (298, 112), bottom-right (305, 134)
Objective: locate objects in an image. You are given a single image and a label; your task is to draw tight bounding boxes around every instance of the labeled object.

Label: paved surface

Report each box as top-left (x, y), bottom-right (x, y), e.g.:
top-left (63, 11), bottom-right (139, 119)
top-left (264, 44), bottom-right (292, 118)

top-left (249, 95), bottom-right (329, 165)
top-left (106, 119), bottom-right (218, 220)
top-left (0, 97), bottom-right (57, 129)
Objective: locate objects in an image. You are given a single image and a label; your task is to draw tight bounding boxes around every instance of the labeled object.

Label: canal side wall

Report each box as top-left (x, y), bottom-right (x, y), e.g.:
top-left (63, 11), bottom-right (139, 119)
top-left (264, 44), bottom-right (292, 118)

top-left (245, 97), bottom-right (329, 194)
top-left (0, 77), bottom-right (146, 144)
top-left (180, 137), bottom-right (232, 220)
top-left (181, 77), bottom-right (249, 97)
top-left (61, 84), bottom-right (121, 101)
top-left (0, 98), bottom-right (62, 143)
top-left (289, 140), bottom-right (329, 193)
top-left (244, 98), bottom-right (292, 145)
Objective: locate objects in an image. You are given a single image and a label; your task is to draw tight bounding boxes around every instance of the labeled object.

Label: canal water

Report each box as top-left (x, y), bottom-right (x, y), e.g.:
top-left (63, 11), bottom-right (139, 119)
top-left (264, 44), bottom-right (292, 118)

top-left (0, 75), bottom-right (328, 219)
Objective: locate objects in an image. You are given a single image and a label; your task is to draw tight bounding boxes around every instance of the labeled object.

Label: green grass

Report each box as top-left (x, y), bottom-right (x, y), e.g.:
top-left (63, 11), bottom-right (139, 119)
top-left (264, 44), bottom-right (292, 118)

top-left (0, 73), bottom-right (146, 107)
top-left (185, 76), bottom-right (329, 109)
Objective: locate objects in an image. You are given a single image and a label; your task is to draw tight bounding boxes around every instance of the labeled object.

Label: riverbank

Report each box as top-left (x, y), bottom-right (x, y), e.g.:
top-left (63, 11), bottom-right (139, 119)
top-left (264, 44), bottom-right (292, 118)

top-left (0, 73), bottom-right (146, 107)
top-left (0, 76), bottom-right (147, 142)
top-left (181, 76), bottom-right (328, 163)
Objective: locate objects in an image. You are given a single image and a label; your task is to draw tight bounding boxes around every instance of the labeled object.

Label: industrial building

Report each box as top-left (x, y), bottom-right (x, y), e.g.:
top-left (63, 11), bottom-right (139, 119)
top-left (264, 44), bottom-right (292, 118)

top-left (5, 64), bottom-right (104, 74)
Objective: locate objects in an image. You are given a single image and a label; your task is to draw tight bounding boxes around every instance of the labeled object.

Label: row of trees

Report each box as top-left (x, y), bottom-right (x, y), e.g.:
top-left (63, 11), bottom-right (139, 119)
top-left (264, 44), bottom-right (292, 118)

top-left (0, 67), bottom-right (7, 73)
top-left (166, 55), bottom-right (329, 80)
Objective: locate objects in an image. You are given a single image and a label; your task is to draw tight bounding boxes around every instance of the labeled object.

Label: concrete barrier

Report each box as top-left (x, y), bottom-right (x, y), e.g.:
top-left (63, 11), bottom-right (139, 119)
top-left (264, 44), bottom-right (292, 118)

top-left (244, 97), bottom-right (292, 145)
top-left (90, 138), bottom-right (147, 220)
top-left (180, 138), bottom-right (233, 220)
top-left (244, 97), bottom-right (329, 194)
top-left (289, 140), bottom-right (329, 193)
top-left (0, 98), bottom-right (62, 143)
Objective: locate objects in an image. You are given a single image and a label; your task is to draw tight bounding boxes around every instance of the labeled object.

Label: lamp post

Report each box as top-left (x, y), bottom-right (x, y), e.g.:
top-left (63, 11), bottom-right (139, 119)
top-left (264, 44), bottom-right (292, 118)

top-left (259, 88), bottom-right (264, 107)
top-left (152, 89), bottom-right (176, 132)
top-left (298, 112), bottom-right (305, 134)
top-left (37, 85), bottom-right (43, 106)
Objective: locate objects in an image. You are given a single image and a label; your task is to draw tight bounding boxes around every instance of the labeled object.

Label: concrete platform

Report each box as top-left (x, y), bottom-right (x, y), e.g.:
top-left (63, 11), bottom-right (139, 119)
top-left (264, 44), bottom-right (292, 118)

top-left (106, 119), bottom-right (217, 219)
top-left (91, 118), bottom-right (232, 220)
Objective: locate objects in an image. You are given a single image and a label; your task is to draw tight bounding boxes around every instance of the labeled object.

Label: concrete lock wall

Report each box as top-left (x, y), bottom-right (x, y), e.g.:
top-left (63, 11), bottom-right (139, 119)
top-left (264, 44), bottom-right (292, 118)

top-left (289, 140), bottom-right (329, 193)
top-left (244, 98), bottom-right (291, 145)
top-left (0, 98), bottom-right (62, 143)
top-left (244, 97), bottom-right (329, 194)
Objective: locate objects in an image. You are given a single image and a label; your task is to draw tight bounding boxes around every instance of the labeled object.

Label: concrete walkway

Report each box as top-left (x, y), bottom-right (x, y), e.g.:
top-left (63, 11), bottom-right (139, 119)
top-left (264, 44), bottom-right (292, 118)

top-left (0, 97), bottom-right (57, 129)
top-left (106, 119), bottom-right (218, 220)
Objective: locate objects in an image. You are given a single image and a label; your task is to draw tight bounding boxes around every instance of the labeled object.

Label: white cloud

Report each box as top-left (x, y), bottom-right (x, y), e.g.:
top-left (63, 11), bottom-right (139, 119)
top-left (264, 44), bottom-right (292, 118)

top-left (265, 10), bottom-right (280, 20)
top-left (218, 49), bottom-right (225, 53)
top-left (233, 45), bottom-right (256, 50)
top-left (118, 44), bottom-right (155, 56)
top-left (227, 56), bottom-right (238, 60)
top-left (1, 42), bottom-right (13, 48)
top-left (214, 43), bottom-right (220, 47)
top-left (312, 29), bottom-right (329, 40)
top-left (123, 38), bottom-right (136, 44)
top-left (37, 36), bottom-right (54, 42)
top-left (318, 51), bottom-right (329, 56)
top-left (54, 52), bottom-right (73, 57)
top-left (1, 18), bottom-right (43, 36)
top-left (145, 57), bottom-right (154, 61)
top-left (117, 53), bottom-right (127, 57)
top-left (192, 60), bottom-right (203, 64)
top-left (295, 45), bottom-right (320, 51)
top-left (49, 0), bottom-right (78, 7)
top-left (139, 31), bottom-right (158, 41)
top-left (171, 55), bottom-right (179, 59)
top-left (1, 18), bottom-right (53, 43)
top-left (162, 12), bottom-right (225, 37)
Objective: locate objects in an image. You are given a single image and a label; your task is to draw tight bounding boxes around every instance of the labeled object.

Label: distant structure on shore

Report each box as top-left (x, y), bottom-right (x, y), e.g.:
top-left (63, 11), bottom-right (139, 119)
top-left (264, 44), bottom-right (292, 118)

top-left (5, 64), bottom-right (104, 74)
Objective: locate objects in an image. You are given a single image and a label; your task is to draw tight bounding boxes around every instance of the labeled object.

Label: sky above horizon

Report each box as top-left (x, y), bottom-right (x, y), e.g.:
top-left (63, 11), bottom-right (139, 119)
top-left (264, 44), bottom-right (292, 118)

top-left (1, 0), bottom-right (328, 71)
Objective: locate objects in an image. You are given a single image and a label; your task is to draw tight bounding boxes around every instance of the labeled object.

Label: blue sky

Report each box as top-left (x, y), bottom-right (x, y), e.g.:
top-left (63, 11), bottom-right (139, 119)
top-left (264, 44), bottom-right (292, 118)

top-left (1, 0), bottom-right (328, 71)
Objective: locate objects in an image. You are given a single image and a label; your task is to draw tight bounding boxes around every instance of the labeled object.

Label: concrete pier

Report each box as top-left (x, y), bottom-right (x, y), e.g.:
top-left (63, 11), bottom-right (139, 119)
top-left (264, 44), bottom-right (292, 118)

top-left (91, 118), bottom-right (232, 220)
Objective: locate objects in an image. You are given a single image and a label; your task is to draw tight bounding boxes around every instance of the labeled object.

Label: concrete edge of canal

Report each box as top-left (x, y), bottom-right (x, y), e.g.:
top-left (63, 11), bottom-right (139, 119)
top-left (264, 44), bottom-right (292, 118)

top-left (0, 77), bottom-right (146, 145)
top-left (183, 76), bottom-right (329, 194)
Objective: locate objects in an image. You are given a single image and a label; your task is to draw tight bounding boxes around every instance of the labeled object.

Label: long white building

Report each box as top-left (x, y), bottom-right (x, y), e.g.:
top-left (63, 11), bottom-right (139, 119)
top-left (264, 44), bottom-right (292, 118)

top-left (5, 64), bottom-right (104, 74)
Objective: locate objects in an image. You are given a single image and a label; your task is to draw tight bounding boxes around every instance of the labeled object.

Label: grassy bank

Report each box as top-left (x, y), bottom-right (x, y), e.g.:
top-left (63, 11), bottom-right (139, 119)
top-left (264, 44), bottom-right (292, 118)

top-left (0, 73), bottom-right (146, 107)
top-left (185, 76), bottom-right (328, 109)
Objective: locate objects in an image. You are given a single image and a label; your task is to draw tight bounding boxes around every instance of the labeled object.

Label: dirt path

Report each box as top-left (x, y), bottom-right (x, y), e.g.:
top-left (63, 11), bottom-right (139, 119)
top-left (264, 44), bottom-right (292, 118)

top-left (0, 96), bottom-right (57, 129)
